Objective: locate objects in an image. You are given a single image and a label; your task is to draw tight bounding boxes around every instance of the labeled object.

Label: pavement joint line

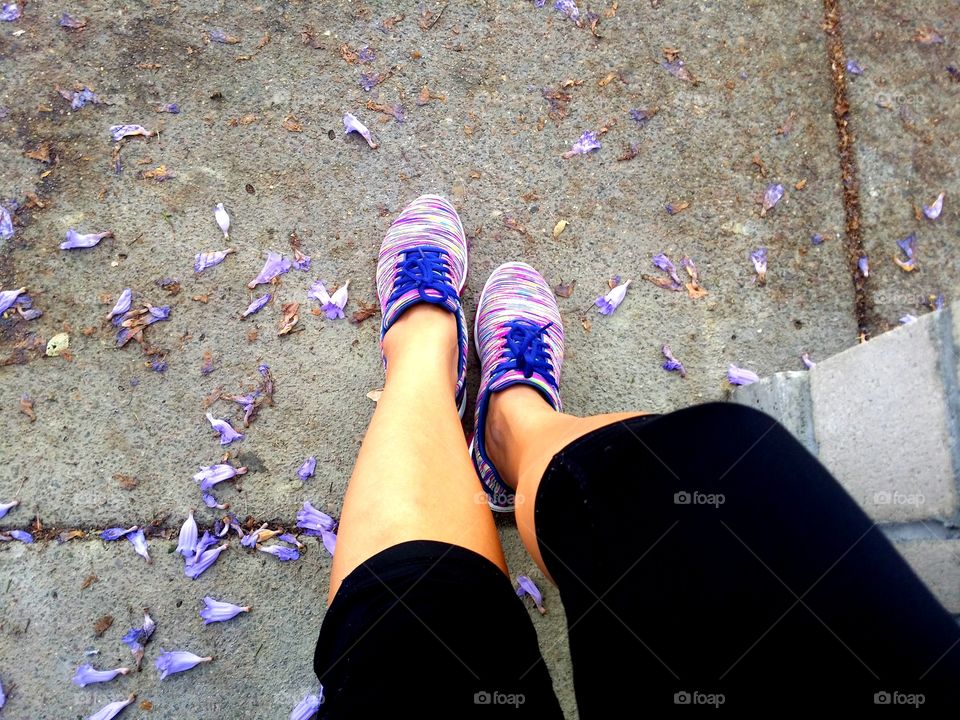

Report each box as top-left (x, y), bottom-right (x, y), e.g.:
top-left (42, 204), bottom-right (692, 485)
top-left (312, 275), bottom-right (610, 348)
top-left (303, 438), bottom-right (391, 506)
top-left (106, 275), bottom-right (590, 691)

top-left (933, 306), bottom-right (960, 529)
top-left (822, 0), bottom-right (871, 339)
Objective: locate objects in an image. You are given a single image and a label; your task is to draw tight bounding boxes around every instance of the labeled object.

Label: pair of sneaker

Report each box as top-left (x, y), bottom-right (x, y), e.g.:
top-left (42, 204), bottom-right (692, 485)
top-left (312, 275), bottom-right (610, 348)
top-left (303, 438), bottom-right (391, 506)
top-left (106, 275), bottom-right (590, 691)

top-left (377, 194), bottom-right (564, 513)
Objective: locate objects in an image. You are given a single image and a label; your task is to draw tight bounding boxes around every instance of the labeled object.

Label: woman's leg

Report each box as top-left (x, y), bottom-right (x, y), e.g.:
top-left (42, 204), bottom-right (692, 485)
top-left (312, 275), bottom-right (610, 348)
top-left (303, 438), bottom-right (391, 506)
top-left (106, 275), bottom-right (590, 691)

top-left (328, 304), bottom-right (505, 602)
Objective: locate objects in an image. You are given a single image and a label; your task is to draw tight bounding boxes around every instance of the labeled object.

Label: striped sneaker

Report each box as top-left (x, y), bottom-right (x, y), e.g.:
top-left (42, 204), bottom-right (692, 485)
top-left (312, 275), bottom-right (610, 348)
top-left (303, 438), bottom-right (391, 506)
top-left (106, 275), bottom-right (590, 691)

top-left (376, 194), bottom-right (469, 416)
top-left (470, 262), bottom-right (564, 512)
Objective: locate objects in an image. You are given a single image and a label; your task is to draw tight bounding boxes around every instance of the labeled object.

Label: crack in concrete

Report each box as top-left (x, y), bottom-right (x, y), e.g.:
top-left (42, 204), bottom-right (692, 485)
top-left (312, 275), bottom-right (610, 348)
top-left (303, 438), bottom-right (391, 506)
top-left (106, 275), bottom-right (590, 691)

top-left (823, 0), bottom-right (872, 340)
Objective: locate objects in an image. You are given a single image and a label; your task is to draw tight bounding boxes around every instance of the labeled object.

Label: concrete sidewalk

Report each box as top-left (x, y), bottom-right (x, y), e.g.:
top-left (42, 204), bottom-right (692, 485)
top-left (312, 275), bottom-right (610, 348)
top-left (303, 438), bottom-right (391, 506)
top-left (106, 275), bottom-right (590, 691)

top-left (0, 0), bottom-right (957, 717)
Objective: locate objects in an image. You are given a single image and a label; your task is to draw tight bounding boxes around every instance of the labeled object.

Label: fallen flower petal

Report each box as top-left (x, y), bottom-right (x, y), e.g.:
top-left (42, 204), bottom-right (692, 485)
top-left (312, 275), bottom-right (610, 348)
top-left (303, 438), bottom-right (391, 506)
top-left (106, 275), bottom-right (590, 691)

top-left (553, 0), bottom-right (580, 20)
top-left (72, 664), bottom-right (130, 687)
top-left (516, 575), bottom-right (546, 614)
top-left (858, 255), bottom-right (869, 278)
top-left (106, 288), bottom-right (133, 323)
top-left (155, 650), bottom-right (212, 679)
top-left (156, 103), bottom-right (180, 114)
top-left (343, 112), bottom-right (379, 149)
top-left (61, 229), bottom-right (113, 250)
top-left (109, 125), bottom-right (152, 142)
top-left (205, 413), bottom-right (245, 445)
top-left (202, 492), bottom-right (226, 509)
top-left (0, 206), bottom-right (13, 240)
top-left (661, 345), bottom-right (687, 378)
top-left (751, 247), bottom-right (768, 285)
top-left (320, 528), bottom-right (337, 556)
top-left (278, 533), bottom-right (304, 549)
top-left (290, 692), bottom-right (322, 720)
top-left (923, 192), bottom-right (944, 220)
top-left (242, 294), bottom-right (272, 318)
top-left (70, 87), bottom-right (101, 110)
top-left (0, 675), bottom-right (5, 708)
top-left (4, 529), bottom-right (32, 543)
top-left (193, 463), bottom-right (246, 492)
top-left (297, 501), bottom-right (337, 534)
top-left (660, 58), bottom-right (696, 83)
top-left (185, 543), bottom-right (228, 579)
top-left (101, 525), bottom-right (137, 541)
top-left (214, 203), bottom-right (230, 239)
top-left (728, 364), bottom-right (760, 386)
top-left (259, 544), bottom-right (300, 561)
top-left (801, 353), bottom-right (815, 370)
top-left (127, 529), bottom-right (150, 562)
top-left (0, 286), bottom-right (27, 314)
top-left (845, 59), bottom-right (864, 75)
top-left (594, 279), bottom-right (630, 315)
top-left (0, 3), bottom-right (21, 22)
top-left (811, 233), bottom-right (824, 246)
top-left (562, 130), bottom-right (600, 158)
top-left (308, 279), bottom-right (350, 319)
top-left (121, 611), bottom-right (155, 668)
top-left (209, 29), bottom-right (239, 44)
top-left (0, 499), bottom-right (18, 519)
top-left (200, 596), bottom-right (250, 624)
top-left (651, 254), bottom-right (682, 287)
top-left (629, 107), bottom-right (658, 127)
top-left (194, 248), bottom-right (234, 273)
top-left (900, 314), bottom-right (918, 325)
top-left (358, 46), bottom-right (376, 63)
top-left (762, 183), bottom-right (784, 214)
top-left (176, 510), bottom-right (198, 558)
top-left (894, 233), bottom-right (917, 272)
top-left (293, 249), bottom-right (311, 271)
top-left (248, 251), bottom-right (292, 288)
top-left (297, 456), bottom-right (317, 481)
top-left (86, 694), bottom-right (136, 720)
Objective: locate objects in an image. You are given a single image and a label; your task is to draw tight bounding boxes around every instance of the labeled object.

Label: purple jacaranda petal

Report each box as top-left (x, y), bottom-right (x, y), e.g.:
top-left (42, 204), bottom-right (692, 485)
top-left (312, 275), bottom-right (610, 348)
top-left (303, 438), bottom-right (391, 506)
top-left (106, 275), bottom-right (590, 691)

top-left (0, 675), bottom-right (5, 709)
top-left (248, 251), bottom-right (292, 289)
top-left (150, 359), bottom-right (167, 373)
top-left (121, 610), bottom-right (155, 668)
top-left (293, 250), bottom-right (311, 271)
top-left (202, 492), bottom-right (226, 509)
top-left (155, 650), bottom-right (212, 679)
top-left (358, 46), bottom-right (376, 63)
top-left (106, 288), bottom-right (132, 323)
top-left (923, 192), bottom-right (944, 220)
top-left (0, 3), bottom-right (21, 21)
top-left (297, 501), bottom-right (337, 534)
top-left (209, 28), bottom-right (237, 43)
top-left (894, 233), bottom-right (917, 272)
top-left (343, 113), bottom-right (379, 149)
top-left (291, 692), bottom-right (322, 720)
top-left (308, 279), bottom-right (350, 319)
top-left (278, 533), bottom-right (304, 549)
top-left (360, 71), bottom-right (382, 92)
top-left (727, 364), bottom-right (760, 386)
top-left (297, 456), bottom-right (317, 481)
top-left (60, 12), bottom-right (87, 28)
top-left (194, 248), bottom-right (234, 273)
top-left (72, 664), bottom-right (130, 687)
top-left (751, 247), bottom-right (767, 285)
top-left (660, 58), bottom-right (696, 82)
top-left (109, 125), bottom-right (152, 142)
top-left (200, 596), bottom-right (250, 624)
top-left (0, 499), bottom-right (18, 519)
top-left (176, 510), bottom-right (198, 558)
top-left (661, 344), bottom-right (687, 378)
top-left (205, 413), bottom-right (245, 445)
top-left (553, 0), bottom-right (580, 20)
top-left (192, 530), bottom-right (218, 559)
top-left (127, 529), bottom-right (150, 562)
top-left (858, 255), bottom-right (869, 278)
top-left (213, 203), bottom-right (230, 238)
top-left (61, 229), bottom-right (113, 250)
top-left (156, 103), bottom-right (180, 114)
top-left (845, 59), bottom-right (864, 75)
top-left (146, 305), bottom-right (170, 322)
top-left (185, 543), bottom-right (227, 579)
top-left (101, 525), bottom-right (137, 541)
top-left (516, 575), bottom-right (546, 614)
top-left (0, 205), bottom-right (13, 240)
top-left (651, 253), bottom-right (682, 286)
top-left (811, 233), bottom-right (824, 246)
top-left (242, 294), bottom-right (271, 318)
top-left (70, 87), bottom-right (101, 110)
top-left (594, 279), bottom-right (630, 315)
top-left (629, 108), bottom-right (657, 127)
top-left (562, 130), bottom-right (600, 159)
top-left (762, 183), bottom-right (784, 213)
top-left (259, 544), bottom-right (300, 561)
top-left (320, 528), bottom-right (337, 556)
top-left (3, 529), bottom-right (32, 544)
top-left (801, 352), bottom-right (815, 370)
top-left (0, 286), bottom-right (27, 314)
top-left (193, 463), bottom-right (246, 492)
top-left (240, 523), bottom-right (268, 548)
top-left (900, 314), bottom-right (918, 325)
top-left (86, 694), bottom-right (136, 720)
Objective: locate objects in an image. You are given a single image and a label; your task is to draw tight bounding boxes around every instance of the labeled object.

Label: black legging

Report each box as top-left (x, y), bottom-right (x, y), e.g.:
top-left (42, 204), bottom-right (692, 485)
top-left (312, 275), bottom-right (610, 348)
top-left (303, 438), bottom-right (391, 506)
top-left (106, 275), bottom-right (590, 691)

top-left (315, 403), bottom-right (960, 716)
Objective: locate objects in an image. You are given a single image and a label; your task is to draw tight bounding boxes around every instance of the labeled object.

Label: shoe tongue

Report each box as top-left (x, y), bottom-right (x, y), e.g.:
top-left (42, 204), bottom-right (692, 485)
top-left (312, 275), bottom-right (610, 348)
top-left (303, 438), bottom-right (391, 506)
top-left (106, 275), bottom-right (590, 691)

top-left (488, 371), bottom-right (561, 412)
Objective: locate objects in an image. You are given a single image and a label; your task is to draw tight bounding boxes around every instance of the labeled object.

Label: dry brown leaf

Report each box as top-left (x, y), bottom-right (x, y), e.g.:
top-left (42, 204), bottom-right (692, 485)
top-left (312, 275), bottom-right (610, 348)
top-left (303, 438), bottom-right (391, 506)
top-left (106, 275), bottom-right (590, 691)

top-left (93, 615), bottom-right (114, 637)
top-left (282, 115), bottom-right (304, 132)
top-left (24, 143), bottom-right (52, 163)
top-left (794, 179), bottom-right (807, 190)
top-left (192, 294), bottom-right (210, 303)
top-left (552, 219), bottom-right (568, 238)
top-left (114, 473), bottom-right (138, 490)
top-left (19, 394), bottom-right (35, 421)
top-left (278, 302), bottom-right (300, 336)
top-left (598, 72), bottom-right (616, 87)
top-left (81, 574), bottom-right (98, 590)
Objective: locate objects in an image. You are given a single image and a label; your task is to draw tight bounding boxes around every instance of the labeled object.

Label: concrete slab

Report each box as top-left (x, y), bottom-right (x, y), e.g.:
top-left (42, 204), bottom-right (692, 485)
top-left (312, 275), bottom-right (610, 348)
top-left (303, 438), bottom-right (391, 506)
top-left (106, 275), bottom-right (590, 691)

top-left (842, 0), bottom-right (960, 331)
top-left (731, 370), bottom-right (817, 454)
top-left (894, 538), bottom-right (960, 614)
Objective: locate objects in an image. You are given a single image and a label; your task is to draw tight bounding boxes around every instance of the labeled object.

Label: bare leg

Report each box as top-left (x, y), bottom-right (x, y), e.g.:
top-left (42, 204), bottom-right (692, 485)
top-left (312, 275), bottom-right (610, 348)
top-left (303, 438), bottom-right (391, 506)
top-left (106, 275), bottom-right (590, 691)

top-left (484, 385), bottom-right (648, 581)
top-left (329, 305), bottom-right (506, 603)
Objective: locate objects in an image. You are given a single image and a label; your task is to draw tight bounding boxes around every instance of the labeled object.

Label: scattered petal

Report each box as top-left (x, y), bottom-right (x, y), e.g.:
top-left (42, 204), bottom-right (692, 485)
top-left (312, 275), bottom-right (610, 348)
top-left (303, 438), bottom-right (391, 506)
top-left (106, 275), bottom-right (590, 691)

top-left (516, 575), bottom-right (546, 614)
top-left (194, 248), bottom-right (234, 273)
top-left (553, 0), bottom-right (580, 21)
top-left (343, 113), bottom-right (379, 149)
top-left (156, 103), bottom-right (180, 114)
top-left (199, 596), bottom-right (250, 624)
top-left (209, 29), bottom-right (240, 44)
top-left (175, 510), bottom-right (198, 558)
top-left (0, 3), bottom-right (21, 22)
top-left (308, 279), bottom-right (350, 319)
top-left (801, 353), bottom-right (815, 370)
top-left (761, 183), bottom-right (784, 215)
top-left (184, 543), bottom-right (227, 579)
top-left (100, 526), bottom-right (137, 541)
top-left (0, 206), bottom-right (13, 240)
top-left (0, 499), bottom-right (18, 519)
top-left (121, 610), bottom-right (156, 668)
top-left (155, 650), bottom-right (212, 679)
top-left (727, 364), bottom-right (760, 386)
top-left (811, 233), bottom-right (824, 246)
top-left (127, 529), bottom-right (150, 562)
top-left (86, 694), bottom-right (136, 720)
top-left (594, 279), bottom-right (630, 315)
top-left (751, 247), bottom-right (767, 286)
top-left (296, 501), bottom-right (337, 534)
top-left (562, 130), bottom-right (600, 158)
top-left (109, 125), bottom-right (152, 142)
top-left (358, 46), bottom-right (376, 63)
top-left (290, 692), bottom-right (323, 720)
top-left (858, 255), bottom-right (869, 278)
top-left (193, 463), bottom-right (246, 492)
top-left (248, 251), bottom-right (292, 288)
top-left (661, 345), bottom-right (687, 378)
top-left (205, 413), bottom-right (245, 445)
top-left (0, 286), bottom-right (27, 314)
top-left (4, 529), bottom-right (32, 544)
top-left (242, 294), bottom-right (271, 318)
top-left (61, 229), bottom-right (113, 250)
top-left (106, 288), bottom-right (133, 322)
top-left (214, 203), bottom-right (230, 238)
top-left (923, 192), bottom-right (944, 220)
top-left (297, 456), bottom-right (317, 481)
top-left (320, 528), bottom-right (337, 556)
top-left (259, 544), bottom-right (300, 562)
top-left (72, 664), bottom-right (129, 687)
top-left (899, 314), bottom-right (918, 325)
top-left (845, 59), bottom-right (863, 75)
top-left (629, 107), bottom-right (658, 127)
top-left (894, 233), bottom-right (917, 272)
